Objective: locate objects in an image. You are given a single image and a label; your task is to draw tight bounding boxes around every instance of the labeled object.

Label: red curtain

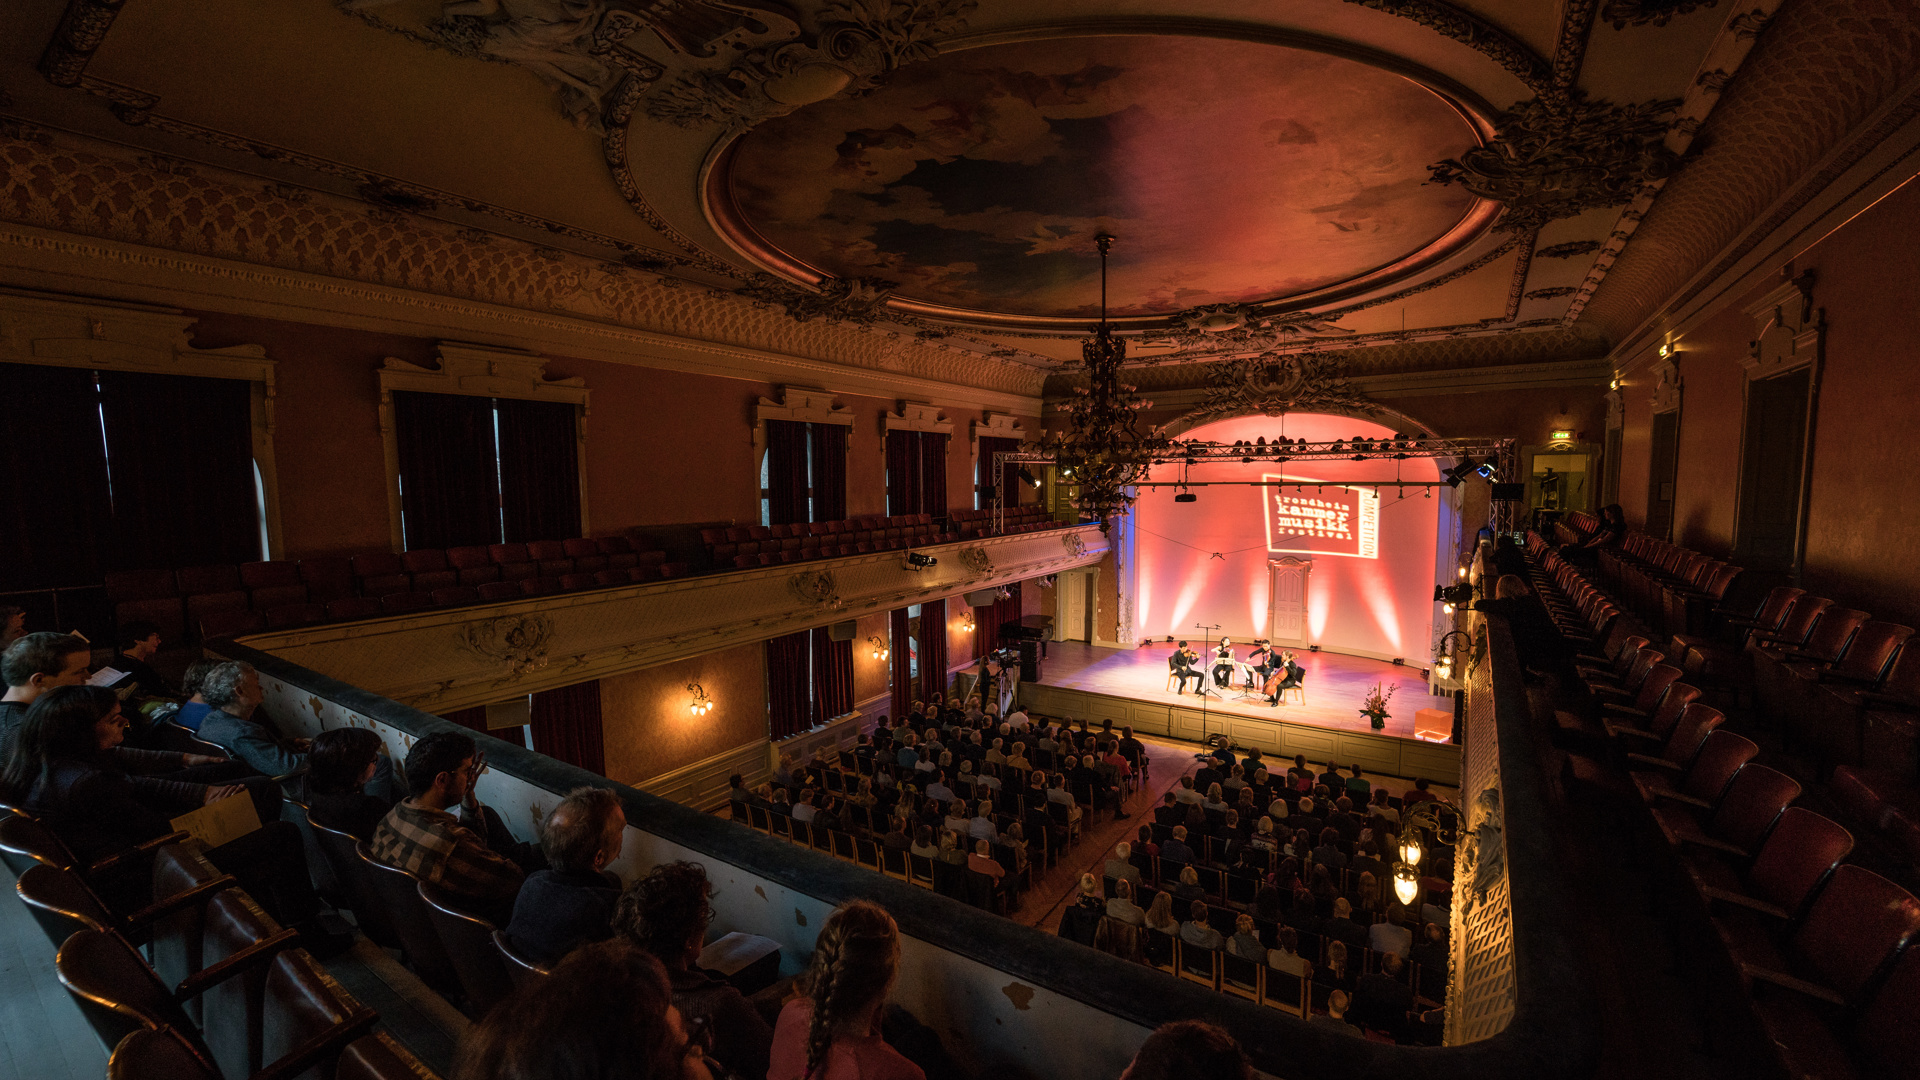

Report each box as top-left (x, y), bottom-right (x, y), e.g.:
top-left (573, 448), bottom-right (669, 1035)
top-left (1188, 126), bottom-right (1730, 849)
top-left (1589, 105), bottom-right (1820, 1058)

top-left (920, 432), bottom-right (948, 517)
top-left (0, 364), bottom-right (114, 591)
top-left (810, 628), bottom-right (855, 726)
top-left (987, 581), bottom-right (1024, 652)
top-left (497, 397), bottom-right (582, 543)
top-left (809, 422), bottom-right (848, 523)
top-left (885, 430), bottom-right (920, 518)
top-left (441, 706), bottom-right (525, 748)
top-left (889, 608), bottom-right (912, 722)
top-left (766, 631), bottom-right (812, 740)
top-left (531, 681), bottom-right (604, 774)
top-left (97, 370), bottom-right (259, 572)
top-left (392, 391), bottom-right (500, 550)
top-left (765, 419), bottom-right (809, 526)
top-left (920, 598), bottom-right (948, 702)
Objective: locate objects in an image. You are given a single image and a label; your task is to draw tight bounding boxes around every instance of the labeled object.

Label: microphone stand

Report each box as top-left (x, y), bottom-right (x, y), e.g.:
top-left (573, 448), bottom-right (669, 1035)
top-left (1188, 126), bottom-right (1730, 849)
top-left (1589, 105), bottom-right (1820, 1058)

top-left (1194, 623), bottom-right (1221, 744)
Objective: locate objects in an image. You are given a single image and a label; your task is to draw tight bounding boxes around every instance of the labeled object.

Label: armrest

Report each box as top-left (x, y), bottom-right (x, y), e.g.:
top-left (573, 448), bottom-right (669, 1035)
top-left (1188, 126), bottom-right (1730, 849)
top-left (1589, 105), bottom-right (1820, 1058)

top-left (88, 831), bottom-right (190, 875)
top-left (173, 927), bottom-right (300, 1000)
top-left (1742, 965), bottom-right (1847, 1006)
top-left (1653, 791), bottom-right (1712, 809)
top-left (1601, 703), bottom-right (1650, 717)
top-left (1625, 753), bottom-right (1681, 770)
top-left (1861, 694), bottom-right (1920, 713)
top-left (1701, 886), bottom-right (1788, 920)
top-left (253, 1007), bottom-right (380, 1080)
top-left (1778, 652), bottom-right (1828, 664)
top-left (124, 873), bottom-right (239, 929)
top-left (1816, 671), bottom-right (1877, 685)
top-left (1612, 728), bottom-right (1665, 745)
top-left (1682, 835), bottom-right (1749, 857)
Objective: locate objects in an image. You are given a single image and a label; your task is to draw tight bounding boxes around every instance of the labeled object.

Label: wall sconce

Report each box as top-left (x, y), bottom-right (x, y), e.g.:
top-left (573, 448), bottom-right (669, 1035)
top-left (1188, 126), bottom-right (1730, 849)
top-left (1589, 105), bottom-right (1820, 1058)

top-left (867, 635), bottom-right (889, 661)
top-left (1392, 862), bottom-right (1420, 907)
top-left (1399, 832), bottom-right (1423, 869)
top-left (686, 683), bottom-right (713, 716)
top-left (1658, 343), bottom-right (1671, 358)
top-left (959, 611), bottom-right (976, 633)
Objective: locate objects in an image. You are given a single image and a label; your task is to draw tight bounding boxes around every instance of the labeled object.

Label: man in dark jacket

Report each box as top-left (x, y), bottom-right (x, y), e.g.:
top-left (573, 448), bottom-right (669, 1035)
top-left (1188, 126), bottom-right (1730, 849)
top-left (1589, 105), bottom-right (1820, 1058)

top-left (504, 787), bottom-right (625, 967)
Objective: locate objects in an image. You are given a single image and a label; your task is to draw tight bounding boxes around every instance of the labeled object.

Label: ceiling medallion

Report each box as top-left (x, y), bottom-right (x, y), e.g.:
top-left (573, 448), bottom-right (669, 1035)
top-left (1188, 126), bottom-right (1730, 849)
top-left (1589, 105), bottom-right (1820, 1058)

top-left (1428, 90), bottom-right (1683, 234)
top-left (1186, 355), bottom-right (1377, 427)
top-left (1038, 235), bottom-right (1173, 527)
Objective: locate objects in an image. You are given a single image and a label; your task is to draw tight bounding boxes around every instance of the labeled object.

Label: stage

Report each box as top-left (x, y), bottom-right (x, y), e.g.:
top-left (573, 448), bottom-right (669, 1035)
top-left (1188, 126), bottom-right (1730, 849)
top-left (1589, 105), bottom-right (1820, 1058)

top-left (1014, 642), bottom-right (1461, 784)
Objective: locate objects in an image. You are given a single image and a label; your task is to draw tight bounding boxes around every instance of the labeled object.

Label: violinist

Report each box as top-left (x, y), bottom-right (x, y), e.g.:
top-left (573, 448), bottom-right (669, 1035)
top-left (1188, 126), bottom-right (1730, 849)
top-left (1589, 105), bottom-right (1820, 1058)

top-left (1245, 641), bottom-right (1275, 689)
top-left (1212, 638), bottom-right (1238, 690)
top-left (1169, 641), bottom-right (1203, 693)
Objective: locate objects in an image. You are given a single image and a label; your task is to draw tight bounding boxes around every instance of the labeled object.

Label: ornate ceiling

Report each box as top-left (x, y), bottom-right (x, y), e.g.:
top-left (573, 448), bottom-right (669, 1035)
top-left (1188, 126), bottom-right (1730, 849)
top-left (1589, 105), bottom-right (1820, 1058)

top-left (0, 0), bottom-right (1911, 401)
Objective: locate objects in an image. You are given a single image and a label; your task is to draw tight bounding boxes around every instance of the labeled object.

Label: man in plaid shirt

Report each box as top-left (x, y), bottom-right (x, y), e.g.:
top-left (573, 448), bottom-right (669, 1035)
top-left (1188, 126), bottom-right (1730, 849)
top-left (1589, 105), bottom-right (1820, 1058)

top-left (371, 730), bottom-right (539, 924)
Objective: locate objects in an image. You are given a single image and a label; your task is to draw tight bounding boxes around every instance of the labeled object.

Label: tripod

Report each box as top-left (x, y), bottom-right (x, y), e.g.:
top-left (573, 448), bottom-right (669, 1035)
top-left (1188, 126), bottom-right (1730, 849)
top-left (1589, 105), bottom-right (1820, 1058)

top-left (1194, 623), bottom-right (1220, 742)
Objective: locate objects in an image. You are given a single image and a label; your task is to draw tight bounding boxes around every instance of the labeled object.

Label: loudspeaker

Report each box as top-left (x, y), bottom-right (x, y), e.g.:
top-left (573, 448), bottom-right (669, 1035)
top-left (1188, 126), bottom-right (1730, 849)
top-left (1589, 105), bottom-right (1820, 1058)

top-left (1017, 640), bottom-right (1040, 682)
top-left (963, 588), bottom-right (1001, 607)
top-left (827, 620), bottom-right (858, 641)
top-left (1490, 482), bottom-right (1525, 501)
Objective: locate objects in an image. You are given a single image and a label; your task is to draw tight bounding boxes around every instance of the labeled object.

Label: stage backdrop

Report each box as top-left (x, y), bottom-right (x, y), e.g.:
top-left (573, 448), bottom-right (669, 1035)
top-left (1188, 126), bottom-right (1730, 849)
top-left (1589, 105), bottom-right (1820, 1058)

top-left (1134, 413), bottom-right (1442, 662)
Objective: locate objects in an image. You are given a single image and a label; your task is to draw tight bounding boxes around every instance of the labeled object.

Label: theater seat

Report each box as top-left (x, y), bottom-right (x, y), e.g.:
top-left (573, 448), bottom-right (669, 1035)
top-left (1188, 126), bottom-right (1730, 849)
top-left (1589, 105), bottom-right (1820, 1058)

top-left (430, 586), bottom-right (481, 608)
top-left (558, 573), bottom-right (597, 591)
top-left (118, 597), bottom-right (187, 643)
top-left (239, 560), bottom-right (300, 589)
top-left (297, 557), bottom-right (356, 604)
top-left (477, 581), bottom-right (523, 602)
top-left (105, 569), bottom-right (178, 602)
top-left (325, 598), bottom-right (382, 621)
top-left (177, 564), bottom-right (242, 595)
top-left (335, 1033), bottom-right (443, 1080)
top-left (379, 592), bottom-right (434, 615)
top-left (264, 603), bottom-right (325, 629)
top-left (594, 570), bottom-right (629, 587)
top-left (200, 609), bottom-right (267, 640)
top-left (249, 583), bottom-right (308, 610)
top-left (521, 577), bottom-right (561, 597)
top-left (186, 591), bottom-right (251, 636)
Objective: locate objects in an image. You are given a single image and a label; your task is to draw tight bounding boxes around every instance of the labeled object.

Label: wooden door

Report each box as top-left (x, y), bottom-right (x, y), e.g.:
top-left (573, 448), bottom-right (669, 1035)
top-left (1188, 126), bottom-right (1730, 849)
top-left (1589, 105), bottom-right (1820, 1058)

top-left (1267, 558), bottom-right (1312, 648)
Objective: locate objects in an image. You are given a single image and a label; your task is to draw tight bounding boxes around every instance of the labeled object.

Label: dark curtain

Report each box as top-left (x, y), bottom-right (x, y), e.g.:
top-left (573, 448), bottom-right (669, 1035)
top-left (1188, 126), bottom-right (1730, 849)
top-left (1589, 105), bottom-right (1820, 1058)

top-left (531, 681), bottom-right (604, 774)
top-left (885, 430), bottom-right (919, 518)
top-left (971, 605), bottom-right (990, 660)
top-left (809, 422), bottom-right (848, 522)
top-left (392, 391), bottom-right (499, 550)
top-left (0, 364), bottom-right (114, 590)
top-left (987, 581), bottom-right (1024, 652)
top-left (440, 706), bottom-right (525, 747)
top-left (920, 432), bottom-right (948, 516)
top-left (810, 628), bottom-right (855, 727)
top-left (889, 607), bottom-right (912, 721)
top-left (96, 370), bottom-right (257, 571)
top-left (765, 419), bottom-right (809, 526)
top-left (920, 598), bottom-right (948, 702)
top-left (766, 631), bottom-right (812, 740)
top-left (979, 436), bottom-right (1021, 507)
top-left (497, 398), bottom-right (582, 542)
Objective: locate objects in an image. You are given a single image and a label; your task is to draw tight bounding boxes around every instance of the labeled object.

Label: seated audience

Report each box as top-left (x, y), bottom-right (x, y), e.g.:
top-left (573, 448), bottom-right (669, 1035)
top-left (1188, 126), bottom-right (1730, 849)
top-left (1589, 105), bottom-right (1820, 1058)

top-left (195, 661), bottom-right (309, 776)
top-left (0, 632), bottom-right (92, 761)
top-left (616, 860), bottom-right (773, 1080)
top-left (305, 726), bottom-right (397, 839)
top-left (792, 788), bottom-right (818, 824)
top-left (1170, 865), bottom-right (1205, 903)
top-left (454, 939), bottom-right (715, 1080)
top-left (1310, 990), bottom-right (1364, 1038)
top-left (1226, 913), bottom-right (1264, 962)
top-left (107, 620), bottom-right (173, 698)
top-left (935, 829), bottom-right (967, 866)
top-left (1153, 792), bottom-right (1184, 827)
top-left (1322, 898), bottom-right (1369, 950)
top-left (1172, 776), bottom-right (1202, 805)
top-left (173, 660), bottom-right (217, 732)
top-left (1321, 940), bottom-right (1354, 992)
top-left (0, 685), bottom-right (339, 946)
top-left (968, 799), bottom-right (998, 843)
top-left (1105, 841), bottom-right (1141, 884)
top-left (967, 838), bottom-right (1004, 882)
top-left (370, 730), bottom-right (539, 925)
top-left (1160, 826), bottom-right (1194, 865)
top-left (1145, 891), bottom-right (1179, 935)
top-left (505, 787), bottom-right (626, 969)
top-left (1180, 901), bottom-right (1224, 951)
top-left (1354, 953), bottom-right (1416, 1036)
top-left (1402, 777), bottom-right (1438, 806)
top-left (1371, 906), bottom-right (1413, 960)
top-left (1412, 922), bottom-right (1448, 981)
top-left (1107, 878), bottom-right (1146, 926)
top-left (768, 900), bottom-right (925, 1080)
top-left (1266, 927), bottom-right (1311, 978)
top-left (909, 825), bottom-right (938, 859)
top-left (1121, 1019), bottom-right (1252, 1080)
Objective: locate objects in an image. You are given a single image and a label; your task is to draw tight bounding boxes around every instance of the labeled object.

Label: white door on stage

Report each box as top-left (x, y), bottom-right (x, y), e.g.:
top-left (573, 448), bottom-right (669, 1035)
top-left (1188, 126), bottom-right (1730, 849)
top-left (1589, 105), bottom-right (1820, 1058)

top-left (1061, 572), bottom-right (1090, 642)
top-left (1267, 557), bottom-right (1312, 648)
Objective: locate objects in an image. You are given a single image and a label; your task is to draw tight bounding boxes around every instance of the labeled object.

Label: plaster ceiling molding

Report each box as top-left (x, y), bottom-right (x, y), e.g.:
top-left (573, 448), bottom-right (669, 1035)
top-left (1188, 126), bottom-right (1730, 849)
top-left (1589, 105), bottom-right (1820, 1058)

top-left (1742, 270), bottom-right (1820, 377)
top-left (756, 386), bottom-right (856, 425)
top-left (378, 343), bottom-right (591, 407)
top-left (1560, 0), bottom-right (1788, 323)
top-left (0, 129), bottom-right (1044, 398)
top-left (788, 568), bottom-right (845, 610)
top-left (972, 411), bottom-right (1026, 443)
top-left (882, 400), bottom-right (953, 434)
top-left (1649, 357), bottom-right (1681, 412)
top-left (1578, 0), bottom-right (1918, 350)
top-left (1180, 354), bottom-right (1379, 427)
top-left (1338, 0), bottom-right (1557, 94)
top-left (700, 26), bottom-right (1506, 337)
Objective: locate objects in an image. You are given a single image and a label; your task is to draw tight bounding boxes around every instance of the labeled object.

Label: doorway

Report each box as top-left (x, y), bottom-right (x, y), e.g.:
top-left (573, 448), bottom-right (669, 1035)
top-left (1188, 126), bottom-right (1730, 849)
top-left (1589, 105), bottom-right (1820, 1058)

top-left (1056, 571), bottom-right (1095, 644)
top-left (1266, 557), bottom-right (1313, 648)
top-left (1733, 368), bottom-right (1812, 574)
top-left (1645, 411), bottom-right (1681, 540)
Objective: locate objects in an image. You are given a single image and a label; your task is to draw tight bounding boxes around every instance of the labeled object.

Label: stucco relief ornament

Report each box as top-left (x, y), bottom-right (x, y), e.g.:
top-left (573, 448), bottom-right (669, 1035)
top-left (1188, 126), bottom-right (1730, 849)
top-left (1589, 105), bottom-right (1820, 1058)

top-left (1427, 90), bottom-right (1683, 234)
top-left (461, 614), bottom-right (555, 678)
top-left (1185, 355), bottom-right (1376, 424)
top-left (1141, 308), bottom-right (1353, 358)
top-left (957, 546), bottom-right (995, 578)
top-left (1060, 532), bottom-right (1087, 559)
top-left (736, 273), bottom-right (897, 325)
top-left (1457, 787), bottom-right (1506, 916)
top-left (788, 569), bottom-right (844, 610)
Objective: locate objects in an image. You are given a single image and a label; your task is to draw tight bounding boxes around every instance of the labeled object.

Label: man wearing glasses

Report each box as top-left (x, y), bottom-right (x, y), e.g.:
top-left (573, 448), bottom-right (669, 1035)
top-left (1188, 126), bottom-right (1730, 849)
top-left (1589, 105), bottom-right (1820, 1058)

top-left (371, 729), bottom-right (541, 925)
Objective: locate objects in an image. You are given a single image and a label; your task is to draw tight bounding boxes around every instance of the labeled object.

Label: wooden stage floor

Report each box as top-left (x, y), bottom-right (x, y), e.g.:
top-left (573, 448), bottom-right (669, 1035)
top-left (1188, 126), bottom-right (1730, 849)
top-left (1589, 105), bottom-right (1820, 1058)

top-left (1023, 641), bottom-right (1447, 741)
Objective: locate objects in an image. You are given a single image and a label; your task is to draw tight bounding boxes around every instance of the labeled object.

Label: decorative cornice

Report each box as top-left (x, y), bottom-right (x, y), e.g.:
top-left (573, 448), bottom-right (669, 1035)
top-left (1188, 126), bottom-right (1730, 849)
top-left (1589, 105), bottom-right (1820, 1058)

top-left (378, 345), bottom-right (590, 408)
top-left (1339, 0), bottom-right (1554, 93)
top-left (972, 412), bottom-right (1027, 443)
top-left (757, 387), bottom-right (856, 426)
top-left (1182, 356), bottom-right (1379, 426)
top-left (882, 402), bottom-right (954, 435)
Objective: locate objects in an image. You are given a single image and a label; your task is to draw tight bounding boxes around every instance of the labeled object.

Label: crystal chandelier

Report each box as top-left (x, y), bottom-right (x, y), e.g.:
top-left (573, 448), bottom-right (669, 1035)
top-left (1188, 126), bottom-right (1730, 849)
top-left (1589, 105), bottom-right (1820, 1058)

top-left (1042, 234), bottom-right (1171, 526)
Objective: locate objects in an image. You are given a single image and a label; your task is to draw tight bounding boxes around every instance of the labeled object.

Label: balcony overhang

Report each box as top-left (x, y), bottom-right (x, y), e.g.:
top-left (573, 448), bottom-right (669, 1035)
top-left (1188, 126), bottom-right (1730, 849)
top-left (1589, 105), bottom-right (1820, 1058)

top-left (236, 525), bottom-right (1107, 713)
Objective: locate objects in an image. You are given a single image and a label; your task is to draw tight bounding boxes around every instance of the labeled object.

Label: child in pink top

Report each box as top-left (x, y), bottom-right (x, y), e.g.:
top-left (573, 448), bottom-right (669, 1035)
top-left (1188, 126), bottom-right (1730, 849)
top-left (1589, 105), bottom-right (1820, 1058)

top-left (765, 900), bottom-right (925, 1080)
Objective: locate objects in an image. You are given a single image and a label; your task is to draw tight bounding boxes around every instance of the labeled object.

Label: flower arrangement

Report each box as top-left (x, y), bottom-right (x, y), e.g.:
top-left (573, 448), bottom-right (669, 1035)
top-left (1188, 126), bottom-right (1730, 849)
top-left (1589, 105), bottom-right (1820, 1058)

top-left (1359, 682), bottom-right (1396, 730)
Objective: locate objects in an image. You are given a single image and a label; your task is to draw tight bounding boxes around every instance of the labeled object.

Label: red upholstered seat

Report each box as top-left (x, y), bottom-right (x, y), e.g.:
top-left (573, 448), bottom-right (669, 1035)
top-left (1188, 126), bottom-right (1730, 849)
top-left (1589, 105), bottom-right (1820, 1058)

top-left (430, 586), bottom-right (480, 607)
top-left (476, 582), bottom-right (522, 602)
top-left (593, 570), bottom-right (629, 587)
top-left (596, 535), bottom-right (632, 555)
top-left (240, 560), bottom-right (300, 589)
top-left (400, 549), bottom-right (448, 574)
top-left (297, 557), bottom-right (355, 603)
top-left (628, 566), bottom-right (661, 583)
top-left (561, 538), bottom-right (598, 558)
top-left (360, 573), bottom-right (411, 596)
top-left (488, 543), bottom-right (531, 565)
top-left (558, 573), bottom-right (597, 591)
top-left (325, 598), bottom-right (382, 621)
top-left (446, 545), bottom-right (493, 570)
top-left (379, 592), bottom-right (434, 614)
top-left (458, 563), bottom-right (501, 586)
top-left (1651, 763), bottom-right (1801, 861)
top-left (659, 562), bottom-right (688, 578)
top-left (495, 561), bottom-right (536, 582)
top-left (350, 552), bottom-right (404, 577)
top-left (410, 569), bottom-right (458, 592)
top-left (249, 584), bottom-right (308, 610)
top-left (116, 597), bottom-right (186, 642)
top-left (521, 577), bottom-right (561, 596)
top-left (176, 564), bottom-right (241, 595)
top-left (264, 603), bottom-right (324, 629)
top-left (200, 609), bottom-right (267, 640)
top-left (185, 591), bottom-right (250, 630)
top-left (105, 569), bottom-right (179, 602)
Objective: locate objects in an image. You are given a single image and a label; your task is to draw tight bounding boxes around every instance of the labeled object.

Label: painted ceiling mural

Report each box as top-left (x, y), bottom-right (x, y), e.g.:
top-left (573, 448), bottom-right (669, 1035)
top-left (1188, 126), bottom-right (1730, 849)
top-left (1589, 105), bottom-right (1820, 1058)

top-left (721, 35), bottom-right (1485, 321)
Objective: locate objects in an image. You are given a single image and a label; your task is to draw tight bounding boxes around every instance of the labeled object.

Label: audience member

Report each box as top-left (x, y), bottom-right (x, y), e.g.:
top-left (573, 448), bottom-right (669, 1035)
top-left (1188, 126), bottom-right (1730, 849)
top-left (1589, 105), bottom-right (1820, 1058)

top-left (1321, 940), bottom-right (1354, 992)
top-left (1145, 891), bottom-right (1179, 935)
top-left (305, 726), bottom-right (397, 839)
top-left (1226, 914), bottom-right (1264, 962)
top-left (1105, 841), bottom-right (1141, 884)
top-left (1411, 922), bottom-right (1448, 980)
top-left (1402, 777), bottom-right (1438, 806)
top-left (1160, 825), bottom-right (1194, 865)
top-left (1120, 1019), bottom-right (1251, 1080)
top-left (1134, 824), bottom-right (1159, 859)
top-left (1371, 907), bottom-right (1413, 960)
top-left (174, 660), bottom-right (216, 731)
top-left (1322, 898), bottom-right (1369, 951)
top-left (1153, 792), bottom-right (1184, 827)
top-left (195, 661), bottom-right (309, 776)
top-left (1170, 865), bottom-right (1204, 903)
top-left (967, 838), bottom-right (1005, 883)
top-left (1107, 878), bottom-right (1146, 926)
top-left (1266, 927), bottom-right (1311, 978)
top-left (968, 799), bottom-right (998, 844)
top-left (909, 825), bottom-right (937, 859)
top-left (107, 621), bottom-right (172, 698)
top-left (1310, 991), bottom-right (1364, 1038)
top-left (935, 829), bottom-right (967, 866)
top-left (454, 939), bottom-right (713, 1080)
top-left (615, 860), bottom-right (774, 1080)
top-left (1180, 901), bottom-right (1224, 951)
top-left (1172, 775), bottom-right (1202, 805)
top-left (1354, 953), bottom-right (1415, 1036)
top-left (792, 788), bottom-right (818, 824)
top-left (370, 730), bottom-right (539, 925)
top-left (767, 900), bottom-right (925, 1080)
top-left (0, 632), bottom-right (92, 761)
top-left (505, 787), bottom-right (626, 969)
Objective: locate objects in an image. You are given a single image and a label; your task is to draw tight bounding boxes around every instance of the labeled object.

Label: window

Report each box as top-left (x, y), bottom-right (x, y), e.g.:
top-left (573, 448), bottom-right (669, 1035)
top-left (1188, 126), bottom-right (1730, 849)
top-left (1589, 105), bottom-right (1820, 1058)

top-left (764, 419), bottom-right (847, 525)
top-left (391, 391), bottom-right (581, 549)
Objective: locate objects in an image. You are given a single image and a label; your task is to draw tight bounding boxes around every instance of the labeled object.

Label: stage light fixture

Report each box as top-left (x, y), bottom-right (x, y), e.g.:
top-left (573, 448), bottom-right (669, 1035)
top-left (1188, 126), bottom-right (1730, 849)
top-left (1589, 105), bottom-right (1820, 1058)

top-left (1018, 466), bottom-right (1040, 488)
top-left (1435, 583), bottom-right (1474, 606)
top-left (1442, 460), bottom-right (1475, 487)
top-left (1475, 459), bottom-right (1496, 479)
top-left (905, 551), bottom-right (938, 570)
top-left (1174, 491), bottom-right (1197, 503)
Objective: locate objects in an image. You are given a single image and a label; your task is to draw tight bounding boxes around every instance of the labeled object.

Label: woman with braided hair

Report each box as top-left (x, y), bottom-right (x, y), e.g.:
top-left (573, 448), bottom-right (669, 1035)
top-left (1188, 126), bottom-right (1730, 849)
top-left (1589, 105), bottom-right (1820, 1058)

top-left (767, 901), bottom-right (923, 1080)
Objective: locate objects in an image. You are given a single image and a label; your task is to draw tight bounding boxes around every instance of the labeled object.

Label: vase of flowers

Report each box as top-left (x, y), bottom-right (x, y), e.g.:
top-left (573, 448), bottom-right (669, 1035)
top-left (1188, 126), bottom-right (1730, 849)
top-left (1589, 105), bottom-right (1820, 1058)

top-left (1360, 682), bottom-right (1396, 730)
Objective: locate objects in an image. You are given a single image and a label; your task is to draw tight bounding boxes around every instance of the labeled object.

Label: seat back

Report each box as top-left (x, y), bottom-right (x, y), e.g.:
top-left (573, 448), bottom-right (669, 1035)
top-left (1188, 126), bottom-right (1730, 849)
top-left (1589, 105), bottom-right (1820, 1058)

top-left (151, 844), bottom-right (236, 997)
top-left (1790, 865), bottom-right (1920, 1004)
top-left (1177, 938), bottom-right (1220, 983)
top-left (261, 949), bottom-right (380, 1080)
top-left (201, 889), bottom-right (284, 1079)
top-left (56, 927), bottom-right (197, 1055)
top-left (16, 863), bottom-right (114, 943)
top-left (1644, 684), bottom-right (1703, 741)
top-left (306, 816), bottom-right (401, 950)
top-left (1769, 596), bottom-right (1834, 650)
top-left (336, 1032), bottom-right (443, 1080)
top-left (1800, 607), bottom-right (1870, 664)
top-left (1856, 939), bottom-right (1920, 1077)
top-left (0, 812), bottom-right (76, 871)
top-left (354, 841), bottom-right (461, 995)
top-left (418, 880), bottom-right (515, 1015)
top-left (1833, 621), bottom-right (1914, 683)
top-left (107, 1026), bottom-right (217, 1080)
top-left (1632, 664), bottom-right (1684, 713)
top-left (1621, 649), bottom-right (1667, 694)
top-left (1705, 764), bottom-right (1801, 853)
top-left (1750, 586), bottom-right (1804, 630)
top-left (1680, 729), bottom-right (1756, 803)
top-left (492, 928), bottom-right (550, 990)
top-left (1745, 808), bottom-right (1853, 922)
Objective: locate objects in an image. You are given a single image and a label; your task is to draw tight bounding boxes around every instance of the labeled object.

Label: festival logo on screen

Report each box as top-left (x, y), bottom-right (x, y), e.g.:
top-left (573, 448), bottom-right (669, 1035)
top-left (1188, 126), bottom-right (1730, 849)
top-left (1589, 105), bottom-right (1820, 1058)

top-left (1263, 475), bottom-right (1379, 559)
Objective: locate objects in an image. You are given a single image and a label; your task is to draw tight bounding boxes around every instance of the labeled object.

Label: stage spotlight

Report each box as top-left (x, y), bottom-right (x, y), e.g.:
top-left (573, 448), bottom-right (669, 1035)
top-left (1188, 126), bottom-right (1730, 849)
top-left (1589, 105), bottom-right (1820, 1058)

top-left (905, 551), bottom-right (938, 570)
top-left (1442, 460), bottom-right (1476, 487)
top-left (1434, 583), bottom-right (1474, 605)
top-left (1392, 657), bottom-right (1405, 666)
top-left (1018, 466), bottom-right (1040, 488)
top-left (1476, 459), bottom-right (1497, 478)
top-left (1174, 491), bottom-right (1197, 503)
